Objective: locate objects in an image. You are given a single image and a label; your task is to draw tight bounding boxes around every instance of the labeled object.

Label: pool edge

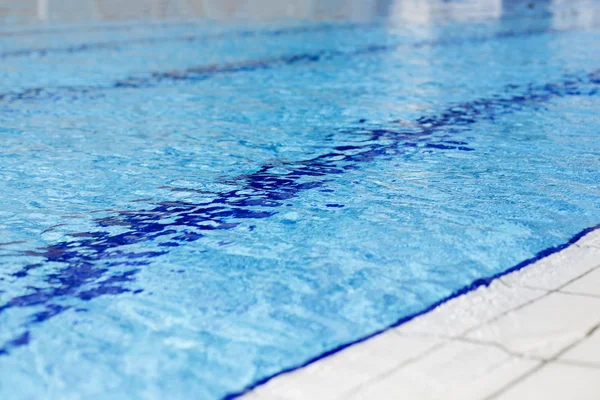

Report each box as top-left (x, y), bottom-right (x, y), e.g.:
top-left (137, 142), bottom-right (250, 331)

top-left (232, 225), bottom-right (600, 400)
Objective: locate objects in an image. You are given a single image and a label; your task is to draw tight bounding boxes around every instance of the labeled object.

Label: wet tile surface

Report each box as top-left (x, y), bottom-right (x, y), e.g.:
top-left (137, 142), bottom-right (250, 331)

top-left (499, 244), bottom-right (600, 291)
top-left (396, 282), bottom-right (546, 338)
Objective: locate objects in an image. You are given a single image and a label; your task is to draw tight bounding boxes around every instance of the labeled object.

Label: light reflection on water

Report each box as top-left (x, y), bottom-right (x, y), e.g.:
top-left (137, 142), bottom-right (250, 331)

top-left (0, 0), bottom-right (589, 24)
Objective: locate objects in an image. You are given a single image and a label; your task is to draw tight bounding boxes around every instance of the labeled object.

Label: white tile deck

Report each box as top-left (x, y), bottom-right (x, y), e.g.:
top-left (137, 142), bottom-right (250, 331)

top-left (241, 228), bottom-right (600, 400)
top-left (396, 282), bottom-right (546, 338)
top-left (249, 331), bottom-right (444, 400)
top-left (493, 363), bottom-right (600, 400)
top-left (559, 326), bottom-right (600, 368)
top-left (346, 341), bottom-right (539, 400)
top-left (562, 267), bottom-right (600, 297)
top-left (499, 240), bottom-right (600, 292)
top-left (465, 292), bottom-right (600, 359)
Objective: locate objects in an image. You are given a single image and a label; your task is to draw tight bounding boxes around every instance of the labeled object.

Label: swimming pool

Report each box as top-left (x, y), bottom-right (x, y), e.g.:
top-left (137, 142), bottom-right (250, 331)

top-left (1, 0), bottom-right (599, 399)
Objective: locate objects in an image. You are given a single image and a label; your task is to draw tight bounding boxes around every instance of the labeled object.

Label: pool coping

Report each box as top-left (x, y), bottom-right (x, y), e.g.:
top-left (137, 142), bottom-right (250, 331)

top-left (238, 226), bottom-right (600, 399)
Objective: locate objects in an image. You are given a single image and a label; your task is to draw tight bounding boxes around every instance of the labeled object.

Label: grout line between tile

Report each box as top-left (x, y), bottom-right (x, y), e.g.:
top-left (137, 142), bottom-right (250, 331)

top-left (485, 320), bottom-right (600, 399)
top-left (342, 235), bottom-right (600, 400)
top-left (244, 231), bottom-right (600, 400)
top-left (556, 290), bottom-right (600, 299)
top-left (453, 337), bottom-right (542, 361)
top-left (335, 341), bottom-right (449, 399)
top-left (483, 363), bottom-right (544, 400)
top-left (461, 289), bottom-right (551, 336)
top-left (554, 359), bottom-right (600, 369)
top-left (517, 262), bottom-right (600, 292)
top-left (465, 262), bottom-right (600, 338)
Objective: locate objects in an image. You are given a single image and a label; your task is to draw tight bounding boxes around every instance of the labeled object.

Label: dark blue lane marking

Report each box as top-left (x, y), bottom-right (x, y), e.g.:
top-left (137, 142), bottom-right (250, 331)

top-left (0, 23), bottom-right (370, 59)
top-left (146, 26), bottom-right (566, 81)
top-left (1, 68), bottom-right (599, 359)
top-left (0, 26), bottom-right (584, 103)
top-left (224, 224), bottom-right (600, 400)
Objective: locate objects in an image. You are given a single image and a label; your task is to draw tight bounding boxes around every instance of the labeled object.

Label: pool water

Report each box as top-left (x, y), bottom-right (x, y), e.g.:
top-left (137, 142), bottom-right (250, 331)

top-left (1, 1), bottom-right (599, 399)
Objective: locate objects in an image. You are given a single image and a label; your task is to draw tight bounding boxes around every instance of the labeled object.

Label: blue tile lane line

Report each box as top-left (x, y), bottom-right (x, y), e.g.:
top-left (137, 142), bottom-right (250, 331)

top-left (0, 26), bottom-right (590, 103)
top-left (1, 68), bottom-right (599, 371)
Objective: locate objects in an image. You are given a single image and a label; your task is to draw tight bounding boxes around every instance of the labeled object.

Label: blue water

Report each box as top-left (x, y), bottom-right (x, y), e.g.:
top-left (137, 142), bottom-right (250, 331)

top-left (1, 1), bottom-right (600, 398)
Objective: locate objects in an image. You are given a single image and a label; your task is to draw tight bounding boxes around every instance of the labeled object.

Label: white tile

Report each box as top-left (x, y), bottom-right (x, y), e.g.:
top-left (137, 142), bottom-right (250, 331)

top-left (466, 292), bottom-right (600, 359)
top-left (396, 281), bottom-right (545, 338)
top-left (239, 391), bottom-right (285, 400)
top-left (500, 240), bottom-right (600, 291)
top-left (560, 327), bottom-right (600, 367)
top-left (561, 267), bottom-right (600, 297)
top-left (245, 331), bottom-right (441, 400)
top-left (345, 371), bottom-right (427, 400)
top-left (346, 341), bottom-right (538, 400)
top-left (495, 363), bottom-right (600, 400)
top-left (576, 229), bottom-right (600, 249)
